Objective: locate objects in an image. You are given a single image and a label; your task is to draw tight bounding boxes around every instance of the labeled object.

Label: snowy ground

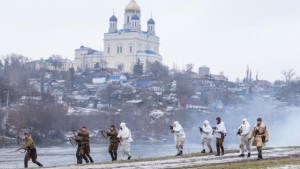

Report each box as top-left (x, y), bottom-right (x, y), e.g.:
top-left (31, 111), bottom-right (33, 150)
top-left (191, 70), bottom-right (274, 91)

top-left (46, 147), bottom-right (300, 169)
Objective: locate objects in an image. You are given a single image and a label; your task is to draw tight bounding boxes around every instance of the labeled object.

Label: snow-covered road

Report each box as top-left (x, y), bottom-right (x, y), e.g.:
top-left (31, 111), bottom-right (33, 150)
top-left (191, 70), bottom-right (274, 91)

top-left (47, 148), bottom-right (300, 169)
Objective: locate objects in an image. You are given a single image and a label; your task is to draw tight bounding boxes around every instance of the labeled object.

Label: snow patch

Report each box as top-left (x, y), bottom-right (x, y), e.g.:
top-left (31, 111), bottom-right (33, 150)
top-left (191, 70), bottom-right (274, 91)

top-left (149, 109), bottom-right (165, 119)
top-left (47, 147), bottom-right (300, 169)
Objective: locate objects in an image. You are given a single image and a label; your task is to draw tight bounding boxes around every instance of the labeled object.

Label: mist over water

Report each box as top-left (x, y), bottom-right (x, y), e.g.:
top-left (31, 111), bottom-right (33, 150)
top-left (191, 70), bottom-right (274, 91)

top-left (183, 94), bottom-right (300, 148)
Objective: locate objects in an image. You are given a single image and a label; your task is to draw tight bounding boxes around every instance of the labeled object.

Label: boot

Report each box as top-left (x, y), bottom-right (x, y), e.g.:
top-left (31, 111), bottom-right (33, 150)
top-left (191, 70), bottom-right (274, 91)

top-left (247, 153), bottom-right (251, 158)
top-left (78, 156), bottom-right (83, 164)
top-left (221, 146), bottom-right (225, 155)
top-left (257, 150), bottom-right (262, 160)
top-left (128, 155), bottom-right (131, 160)
top-left (175, 150), bottom-right (181, 156)
top-left (259, 150), bottom-right (263, 160)
top-left (24, 161), bottom-right (28, 168)
top-left (87, 155), bottom-right (94, 163)
top-left (209, 148), bottom-right (213, 153)
top-left (201, 149), bottom-right (205, 153)
top-left (110, 152), bottom-right (115, 161)
top-left (113, 152), bottom-right (118, 161)
top-left (180, 151), bottom-right (183, 155)
top-left (238, 154), bottom-right (244, 157)
top-left (76, 156), bottom-right (80, 164)
top-left (83, 155), bottom-right (89, 163)
top-left (215, 146), bottom-right (220, 156)
top-left (36, 162), bottom-right (43, 167)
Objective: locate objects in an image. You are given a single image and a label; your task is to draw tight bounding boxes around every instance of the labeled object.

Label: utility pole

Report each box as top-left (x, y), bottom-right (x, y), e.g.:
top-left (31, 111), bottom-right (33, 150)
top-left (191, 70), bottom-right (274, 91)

top-left (6, 90), bottom-right (9, 107)
top-left (2, 90), bottom-right (9, 132)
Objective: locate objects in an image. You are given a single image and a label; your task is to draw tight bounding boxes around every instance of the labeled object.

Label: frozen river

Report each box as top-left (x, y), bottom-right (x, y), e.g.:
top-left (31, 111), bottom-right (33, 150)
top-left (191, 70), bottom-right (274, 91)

top-left (0, 142), bottom-right (236, 169)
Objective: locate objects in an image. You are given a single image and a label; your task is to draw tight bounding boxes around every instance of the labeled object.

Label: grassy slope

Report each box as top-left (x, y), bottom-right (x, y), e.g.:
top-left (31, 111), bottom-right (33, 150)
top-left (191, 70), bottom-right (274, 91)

top-left (185, 158), bottom-right (300, 169)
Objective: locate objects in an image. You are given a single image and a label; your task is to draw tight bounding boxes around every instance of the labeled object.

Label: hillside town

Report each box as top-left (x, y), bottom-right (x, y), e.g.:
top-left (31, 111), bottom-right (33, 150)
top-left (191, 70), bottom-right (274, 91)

top-left (0, 53), bottom-right (298, 144)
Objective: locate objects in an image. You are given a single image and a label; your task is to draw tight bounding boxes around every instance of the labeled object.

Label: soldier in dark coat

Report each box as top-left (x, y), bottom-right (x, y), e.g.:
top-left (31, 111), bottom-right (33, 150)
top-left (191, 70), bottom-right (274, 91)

top-left (74, 126), bottom-right (94, 164)
top-left (75, 130), bottom-right (89, 164)
top-left (104, 125), bottom-right (119, 161)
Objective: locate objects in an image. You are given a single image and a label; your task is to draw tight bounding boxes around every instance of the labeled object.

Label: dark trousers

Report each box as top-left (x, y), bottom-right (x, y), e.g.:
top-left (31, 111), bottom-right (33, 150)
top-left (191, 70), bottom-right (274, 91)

top-left (24, 148), bottom-right (43, 168)
top-left (109, 142), bottom-right (119, 161)
top-left (216, 137), bottom-right (225, 155)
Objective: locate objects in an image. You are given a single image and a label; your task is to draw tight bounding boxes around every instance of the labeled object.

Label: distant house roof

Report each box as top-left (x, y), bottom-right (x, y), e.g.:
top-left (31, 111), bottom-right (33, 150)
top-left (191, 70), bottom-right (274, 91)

top-left (179, 98), bottom-right (201, 107)
top-left (199, 74), bottom-right (228, 81)
top-left (211, 75), bottom-right (228, 81)
top-left (105, 68), bottom-right (120, 73)
top-left (77, 46), bottom-right (103, 55)
top-left (126, 100), bottom-right (143, 104)
top-left (20, 96), bottom-right (42, 101)
top-left (134, 81), bottom-right (151, 87)
top-left (109, 74), bottom-right (127, 81)
top-left (252, 80), bottom-right (272, 88)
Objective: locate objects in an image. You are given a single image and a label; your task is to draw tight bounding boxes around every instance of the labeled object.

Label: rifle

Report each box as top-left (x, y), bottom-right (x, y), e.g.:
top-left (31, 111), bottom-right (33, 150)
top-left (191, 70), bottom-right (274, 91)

top-left (212, 127), bottom-right (217, 135)
top-left (199, 127), bottom-right (203, 134)
top-left (99, 130), bottom-right (108, 139)
top-left (68, 130), bottom-right (79, 146)
top-left (237, 127), bottom-right (242, 136)
top-left (8, 149), bottom-right (26, 153)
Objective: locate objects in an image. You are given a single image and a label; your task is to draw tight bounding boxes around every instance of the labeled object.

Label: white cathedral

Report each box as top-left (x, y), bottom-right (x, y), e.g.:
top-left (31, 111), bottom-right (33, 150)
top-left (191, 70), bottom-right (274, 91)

top-left (75, 0), bottom-right (162, 72)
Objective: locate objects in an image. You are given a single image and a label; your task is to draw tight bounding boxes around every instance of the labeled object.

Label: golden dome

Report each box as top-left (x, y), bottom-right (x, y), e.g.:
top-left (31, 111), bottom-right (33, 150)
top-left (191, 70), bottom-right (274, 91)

top-left (125, 0), bottom-right (141, 13)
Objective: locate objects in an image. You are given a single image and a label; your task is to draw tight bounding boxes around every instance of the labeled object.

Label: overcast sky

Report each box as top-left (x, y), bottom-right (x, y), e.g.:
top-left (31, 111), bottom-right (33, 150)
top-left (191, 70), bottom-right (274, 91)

top-left (0, 0), bottom-right (300, 81)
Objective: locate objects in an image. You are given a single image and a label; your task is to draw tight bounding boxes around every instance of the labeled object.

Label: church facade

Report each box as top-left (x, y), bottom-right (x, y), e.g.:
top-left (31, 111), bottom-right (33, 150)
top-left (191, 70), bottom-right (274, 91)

top-left (75, 0), bottom-right (162, 72)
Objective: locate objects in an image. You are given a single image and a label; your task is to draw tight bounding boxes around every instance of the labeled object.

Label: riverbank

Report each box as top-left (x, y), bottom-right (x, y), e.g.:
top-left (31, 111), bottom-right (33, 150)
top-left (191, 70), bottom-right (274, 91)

top-left (44, 147), bottom-right (300, 169)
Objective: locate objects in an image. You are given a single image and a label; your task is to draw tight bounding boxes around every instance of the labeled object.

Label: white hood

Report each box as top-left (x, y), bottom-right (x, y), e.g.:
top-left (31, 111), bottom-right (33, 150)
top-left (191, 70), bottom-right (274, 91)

top-left (202, 120), bottom-right (213, 139)
top-left (173, 121), bottom-right (186, 141)
top-left (118, 122), bottom-right (133, 143)
top-left (204, 120), bottom-right (210, 126)
top-left (239, 118), bottom-right (251, 136)
top-left (242, 118), bottom-right (250, 128)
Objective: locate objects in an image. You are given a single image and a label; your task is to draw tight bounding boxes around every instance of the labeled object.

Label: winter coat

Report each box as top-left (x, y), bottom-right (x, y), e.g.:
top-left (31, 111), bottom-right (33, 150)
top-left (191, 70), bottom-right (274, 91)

top-left (249, 123), bottom-right (269, 147)
top-left (77, 130), bottom-right (90, 145)
top-left (238, 118), bottom-right (251, 137)
top-left (201, 120), bottom-right (213, 139)
top-left (107, 129), bottom-right (119, 143)
top-left (215, 121), bottom-right (227, 138)
top-left (118, 123), bottom-right (133, 144)
top-left (172, 121), bottom-right (186, 143)
top-left (22, 136), bottom-right (35, 150)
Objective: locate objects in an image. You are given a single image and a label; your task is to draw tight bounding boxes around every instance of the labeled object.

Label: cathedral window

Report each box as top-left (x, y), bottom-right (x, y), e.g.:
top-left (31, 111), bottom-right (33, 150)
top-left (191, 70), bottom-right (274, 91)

top-left (117, 46), bottom-right (122, 53)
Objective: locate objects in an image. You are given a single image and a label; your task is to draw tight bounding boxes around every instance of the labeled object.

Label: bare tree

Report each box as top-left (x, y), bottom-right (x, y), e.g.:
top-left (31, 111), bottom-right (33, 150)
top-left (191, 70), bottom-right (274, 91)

top-left (282, 69), bottom-right (295, 84)
top-left (146, 61), bottom-right (170, 82)
top-left (186, 63), bottom-right (194, 72)
top-left (46, 55), bottom-right (63, 71)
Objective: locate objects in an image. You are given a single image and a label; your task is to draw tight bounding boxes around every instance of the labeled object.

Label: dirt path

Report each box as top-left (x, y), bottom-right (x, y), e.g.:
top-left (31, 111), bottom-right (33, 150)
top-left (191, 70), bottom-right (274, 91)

top-left (48, 148), bottom-right (300, 169)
